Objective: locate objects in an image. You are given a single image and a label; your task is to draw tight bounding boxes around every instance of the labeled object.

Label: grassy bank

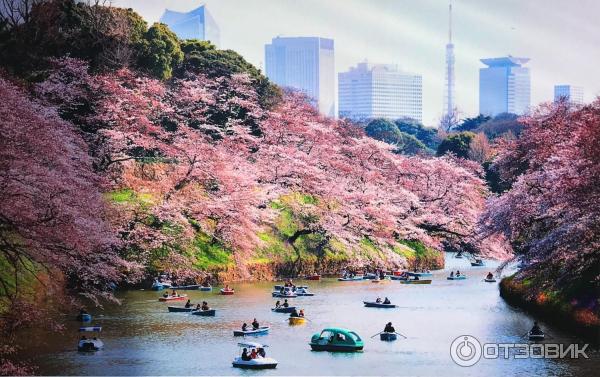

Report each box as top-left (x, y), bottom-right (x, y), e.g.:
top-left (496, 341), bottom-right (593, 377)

top-left (500, 275), bottom-right (600, 344)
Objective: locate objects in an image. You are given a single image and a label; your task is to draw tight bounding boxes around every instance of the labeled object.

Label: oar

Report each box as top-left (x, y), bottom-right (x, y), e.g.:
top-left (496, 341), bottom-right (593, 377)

top-left (370, 331), bottom-right (383, 338)
top-left (395, 331), bottom-right (408, 339)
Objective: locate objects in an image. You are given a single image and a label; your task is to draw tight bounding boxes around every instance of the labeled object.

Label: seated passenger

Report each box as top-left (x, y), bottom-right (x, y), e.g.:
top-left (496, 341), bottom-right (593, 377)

top-left (195, 304), bottom-right (202, 311)
top-left (275, 300), bottom-right (281, 308)
top-left (201, 301), bottom-right (209, 311)
top-left (450, 271), bottom-right (455, 278)
top-left (283, 299), bottom-right (289, 308)
top-left (252, 318), bottom-right (260, 329)
top-left (383, 297), bottom-right (391, 305)
top-left (530, 321), bottom-right (543, 335)
top-left (456, 270), bottom-right (461, 277)
top-left (257, 347), bottom-right (266, 358)
top-left (486, 272), bottom-right (494, 280)
top-left (250, 349), bottom-right (257, 359)
top-left (375, 297), bottom-right (382, 303)
top-left (242, 323), bottom-right (248, 331)
top-left (241, 348), bottom-right (251, 361)
top-left (184, 299), bottom-right (192, 308)
top-left (299, 309), bottom-right (305, 317)
top-left (290, 308), bottom-right (299, 317)
top-left (384, 322), bottom-right (395, 333)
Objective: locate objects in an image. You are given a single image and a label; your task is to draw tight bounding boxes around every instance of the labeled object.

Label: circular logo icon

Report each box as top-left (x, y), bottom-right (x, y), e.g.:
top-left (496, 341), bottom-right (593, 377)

top-left (450, 335), bottom-right (482, 367)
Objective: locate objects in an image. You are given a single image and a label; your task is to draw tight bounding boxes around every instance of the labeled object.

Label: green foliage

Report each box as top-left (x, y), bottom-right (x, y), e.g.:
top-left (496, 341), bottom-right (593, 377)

top-left (106, 188), bottom-right (154, 207)
top-left (178, 39), bottom-right (281, 108)
top-left (394, 118), bottom-right (439, 150)
top-left (365, 118), bottom-right (430, 155)
top-left (137, 23), bottom-right (183, 80)
top-left (188, 232), bottom-right (233, 270)
top-left (436, 131), bottom-right (475, 158)
top-left (455, 114), bottom-right (491, 132)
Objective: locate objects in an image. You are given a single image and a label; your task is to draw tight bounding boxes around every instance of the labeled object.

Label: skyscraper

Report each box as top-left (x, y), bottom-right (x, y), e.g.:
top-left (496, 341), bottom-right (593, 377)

top-left (443, 1), bottom-right (456, 118)
top-left (554, 85), bottom-right (584, 105)
top-left (479, 56), bottom-right (531, 116)
top-left (338, 62), bottom-right (422, 122)
top-left (264, 37), bottom-right (335, 117)
top-left (159, 5), bottom-right (220, 46)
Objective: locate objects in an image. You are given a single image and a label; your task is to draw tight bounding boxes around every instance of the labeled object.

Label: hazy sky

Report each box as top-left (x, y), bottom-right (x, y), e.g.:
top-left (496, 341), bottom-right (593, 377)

top-left (113, 0), bottom-right (600, 126)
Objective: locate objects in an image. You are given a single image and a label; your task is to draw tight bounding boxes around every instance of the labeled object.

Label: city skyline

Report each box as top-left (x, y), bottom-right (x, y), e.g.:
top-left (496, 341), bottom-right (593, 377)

top-left (113, 0), bottom-right (600, 127)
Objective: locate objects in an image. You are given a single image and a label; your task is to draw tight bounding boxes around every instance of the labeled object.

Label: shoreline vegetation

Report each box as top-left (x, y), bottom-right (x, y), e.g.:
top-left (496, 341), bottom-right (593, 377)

top-left (500, 275), bottom-right (600, 345)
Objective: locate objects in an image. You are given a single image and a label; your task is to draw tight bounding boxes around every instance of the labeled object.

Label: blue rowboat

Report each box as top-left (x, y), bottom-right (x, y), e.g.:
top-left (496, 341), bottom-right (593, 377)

top-left (363, 301), bottom-right (396, 308)
top-left (167, 306), bottom-right (194, 312)
top-left (192, 309), bottom-right (216, 317)
top-left (447, 276), bottom-right (467, 280)
top-left (233, 326), bottom-right (270, 336)
top-left (380, 332), bottom-right (397, 341)
top-left (271, 306), bottom-right (296, 313)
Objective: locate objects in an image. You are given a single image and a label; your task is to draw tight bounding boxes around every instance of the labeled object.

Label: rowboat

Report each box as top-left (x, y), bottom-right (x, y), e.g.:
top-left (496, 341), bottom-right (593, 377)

top-left (484, 278), bottom-right (497, 283)
top-left (380, 332), bottom-right (397, 341)
top-left (151, 280), bottom-right (172, 291)
top-left (399, 279), bottom-right (432, 284)
top-left (390, 275), bottom-right (408, 281)
top-left (306, 274), bottom-right (321, 280)
top-left (271, 306), bottom-right (296, 313)
top-left (199, 285), bottom-right (212, 291)
top-left (362, 273), bottom-right (377, 280)
top-left (232, 342), bottom-right (277, 369)
top-left (192, 309), bottom-right (216, 317)
top-left (233, 326), bottom-right (270, 336)
top-left (295, 288), bottom-right (315, 296)
top-left (337, 276), bottom-right (363, 281)
top-left (273, 285), bottom-right (308, 290)
top-left (158, 294), bottom-right (188, 302)
top-left (220, 288), bottom-right (235, 295)
top-left (408, 271), bottom-right (433, 278)
top-left (167, 306), bottom-right (194, 312)
top-left (363, 301), bottom-right (396, 308)
top-left (309, 328), bottom-right (364, 352)
top-left (272, 291), bottom-right (297, 298)
top-left (77, 313), bottom-right (92, 322)
top-left (289, 316), bottom-right (307, 325)
top-left (169, 284), bottom-right (202, 290)
top-left (447, 276), bottom-right (467, 280)
top-left (528, 332), bottom-right (545, 341)
top-left (470, 259), bottom-right (485, 267)
top-left (77, 326), bottom-right (103, 352)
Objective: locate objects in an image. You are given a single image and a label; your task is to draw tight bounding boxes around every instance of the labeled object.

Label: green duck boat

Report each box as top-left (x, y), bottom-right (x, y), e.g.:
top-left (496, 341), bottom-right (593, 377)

top-left (309, 328), bottom-right (364, 352)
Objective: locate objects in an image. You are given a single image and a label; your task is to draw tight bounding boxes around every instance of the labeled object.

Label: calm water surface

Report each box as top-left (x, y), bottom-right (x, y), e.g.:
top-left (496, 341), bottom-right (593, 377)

top-left (24, 255), bottom-right (598, 375)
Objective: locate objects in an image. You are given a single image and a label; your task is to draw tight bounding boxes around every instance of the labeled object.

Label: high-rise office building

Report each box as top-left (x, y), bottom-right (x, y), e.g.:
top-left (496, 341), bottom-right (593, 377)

top-left (479, 56), bottom-right (531, 116)
top-left (443, 1), bottom-right (456, 118)
top-left (554, 85), bottom-right (584, 105)
top-left (338, 62), bottom-right (422, 122)
top-left (265, 37), bottom-right (335, 117)
top-left (160, 5), bottom-right (220, 46)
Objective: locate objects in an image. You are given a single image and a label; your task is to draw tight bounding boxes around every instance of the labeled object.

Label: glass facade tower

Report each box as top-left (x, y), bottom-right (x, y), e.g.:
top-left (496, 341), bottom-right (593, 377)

top-left (264, 37), bottom-right (335, 117)
top-left (554, 85), bottom-right (584, 105)
top-left (479, 56), bottom-right (531, 116)
top-left (160, 5), bottom-right (220, 47)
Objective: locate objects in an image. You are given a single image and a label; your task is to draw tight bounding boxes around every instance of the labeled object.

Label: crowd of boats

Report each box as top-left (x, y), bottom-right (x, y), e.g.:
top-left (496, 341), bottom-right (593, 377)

top-left (74, 266), bottom-right (547, 369)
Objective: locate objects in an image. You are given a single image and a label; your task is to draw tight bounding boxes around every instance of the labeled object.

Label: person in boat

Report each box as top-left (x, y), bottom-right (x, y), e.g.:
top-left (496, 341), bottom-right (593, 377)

top-left (163, 292), bottom-right (169, 298)
top-left (275, 300), bottom-right (281, 308)
top-left (283, 299), bottom-right (289, 308)
top-left (224, 284), bottom-right (231, 291)
top-left (299, 309), bottom-right (305, 317)
top-left (379, 271), bottom-right (385, 280)
top-left (375, 297), bottom-right (382, 303)
top-left (257, 347), bottom-right (266, 358)
top-left (530, 321), bottom-right (543, 335)
top-left (250, 348), bottom-right (258, 359)
top-left (383, 297), bottom-right (391, 305)
top-left (241, 348), bottom-right (251, 361)
top-left (195, 303), bottom-right (202, 311)
top-left (384, 322), bottom-right (395, 333)
top-left (290, 308), bottom-right (299, 317)
top-left (252, 318), bottom-right (260, 330)
top-left (201, 280), bottom-right (210, 288)
top-left (279, 287), bottom-right (285, 294)
top-left (242, 323), bottom-right (248, 331)
top-left (201, 301), bottom-right (209, 311)
top-left (456, 270), bottom-right (461, 277)
top-left (171, 289), bottom-right (177, 296)
top-left (413, 275), bottom-right (420, 280)
top-left (450, 271), bottom-right (454, 278)
top-left (486, 272), bottom-right (494, 280)
top-left (184, 299), bottom-right (192, 308)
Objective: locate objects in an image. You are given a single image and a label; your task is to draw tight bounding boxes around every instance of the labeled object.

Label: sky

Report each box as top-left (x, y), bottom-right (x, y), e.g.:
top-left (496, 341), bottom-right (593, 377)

top-left (113, 0), bottom-right (600, 127)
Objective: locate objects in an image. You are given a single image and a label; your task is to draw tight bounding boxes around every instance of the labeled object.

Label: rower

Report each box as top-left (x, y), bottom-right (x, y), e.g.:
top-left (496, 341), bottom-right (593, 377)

top-left (384, 322), bottom-right (395, 333)
top-left (290, 308), bottom-right (299, 318)
top-left (383, 297), bottom-right (391, 305)
top-left (450, 271), bottom-right (454, 278)
top-left (241, 348), bottom-right (251, 361)
top-left (486, 272), bottom-right (494, 280)
top-left (530, 321), bottom-right (543, 335)
top-left (201, 301), bottom-right (209, 311)
top-left (171, 289), bottom-right (177, 296)
top-left (184, 299), bottom-right (192, 308)
top-left (283, 299), bottom-right (289, 308)
top-left (375, 297), bottom-right (382, 303)
top-left (275, 300), bottom-right (281, 308)
top-left (195, 303), bottom-right (202, 311)
top-left (252, 318), bottom-right (260, 330)
top-left (257, 347), bottom-right (266, 358)
top-left (241, 323), bottom-right (248, 331)
top-left (456, 270), bottom-right (461, 277)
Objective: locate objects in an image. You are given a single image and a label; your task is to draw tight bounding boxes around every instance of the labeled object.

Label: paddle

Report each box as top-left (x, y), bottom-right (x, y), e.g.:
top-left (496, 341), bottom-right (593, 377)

top-left (370, 331), bottom-right (383, 338)
top-left (395, 331), bottom-right (408, 339)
